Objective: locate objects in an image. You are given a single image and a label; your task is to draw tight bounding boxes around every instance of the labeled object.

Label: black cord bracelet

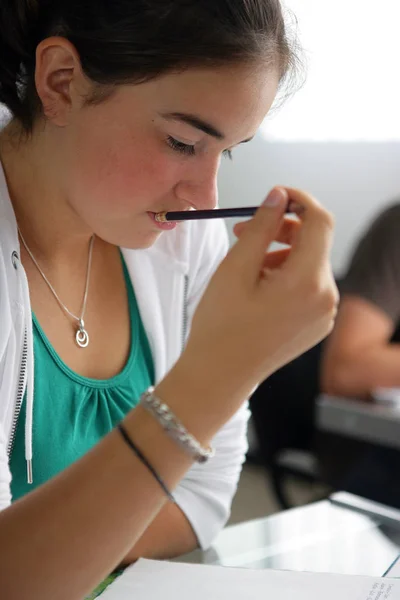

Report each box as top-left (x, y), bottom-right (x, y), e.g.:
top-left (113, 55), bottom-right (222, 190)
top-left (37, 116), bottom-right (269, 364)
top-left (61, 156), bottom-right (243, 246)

top-left (117, 423), bottom-right (175, 503)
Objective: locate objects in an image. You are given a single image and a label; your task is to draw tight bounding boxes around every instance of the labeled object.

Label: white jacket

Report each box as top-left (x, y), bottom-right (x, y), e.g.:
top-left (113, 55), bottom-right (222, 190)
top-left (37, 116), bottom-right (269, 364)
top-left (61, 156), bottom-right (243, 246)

top-left (0, 162), bottom-right (249, 548)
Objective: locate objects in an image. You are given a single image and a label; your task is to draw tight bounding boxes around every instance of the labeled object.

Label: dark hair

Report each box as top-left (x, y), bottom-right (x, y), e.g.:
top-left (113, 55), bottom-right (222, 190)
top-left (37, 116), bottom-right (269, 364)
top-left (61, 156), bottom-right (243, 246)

top-left (0, 0), bottom-right (302, 133)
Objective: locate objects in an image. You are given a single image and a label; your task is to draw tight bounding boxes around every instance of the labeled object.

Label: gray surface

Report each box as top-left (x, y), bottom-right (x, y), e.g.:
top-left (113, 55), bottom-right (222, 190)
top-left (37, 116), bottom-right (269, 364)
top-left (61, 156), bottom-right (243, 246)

top-left (330, 492), bottom-right (400, 528)
top-left (316, 395), bottom-right (400, 449)
top-left (175, 494), bottom-right (400, 577)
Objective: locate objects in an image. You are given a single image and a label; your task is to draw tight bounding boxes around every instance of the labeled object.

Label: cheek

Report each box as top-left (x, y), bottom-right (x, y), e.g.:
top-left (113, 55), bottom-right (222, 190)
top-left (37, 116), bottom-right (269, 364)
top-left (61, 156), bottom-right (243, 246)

top-left (66, 123), bottom-right (180, 216)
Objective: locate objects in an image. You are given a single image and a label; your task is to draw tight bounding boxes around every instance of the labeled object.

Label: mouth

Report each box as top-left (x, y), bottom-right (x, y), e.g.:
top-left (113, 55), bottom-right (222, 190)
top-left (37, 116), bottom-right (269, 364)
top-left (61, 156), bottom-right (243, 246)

top-left (147, 212), bottom-right (178, 231)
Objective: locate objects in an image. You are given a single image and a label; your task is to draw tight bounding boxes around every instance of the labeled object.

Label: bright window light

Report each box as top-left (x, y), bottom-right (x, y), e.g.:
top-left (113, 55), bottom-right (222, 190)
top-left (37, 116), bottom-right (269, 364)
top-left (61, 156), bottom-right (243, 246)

top-left (263, 0), bottom-right (400, 141)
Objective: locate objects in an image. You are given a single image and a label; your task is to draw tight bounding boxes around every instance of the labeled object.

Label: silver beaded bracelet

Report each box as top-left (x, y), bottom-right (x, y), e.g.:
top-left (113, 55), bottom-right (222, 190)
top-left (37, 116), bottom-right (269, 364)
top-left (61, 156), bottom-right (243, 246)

top-left (140, 387), bottom-right (215, 463)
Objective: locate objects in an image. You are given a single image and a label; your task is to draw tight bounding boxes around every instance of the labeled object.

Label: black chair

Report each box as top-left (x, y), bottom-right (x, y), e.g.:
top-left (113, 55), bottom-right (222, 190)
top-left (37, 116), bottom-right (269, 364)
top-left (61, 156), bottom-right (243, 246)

top-left (249, 340), bottom-right (329, 509)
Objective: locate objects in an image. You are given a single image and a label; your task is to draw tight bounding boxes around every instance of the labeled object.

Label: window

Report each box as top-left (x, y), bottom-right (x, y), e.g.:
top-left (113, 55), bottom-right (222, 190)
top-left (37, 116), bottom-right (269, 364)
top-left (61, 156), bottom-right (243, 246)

top-left (263, 0), bottom-right (400, 141)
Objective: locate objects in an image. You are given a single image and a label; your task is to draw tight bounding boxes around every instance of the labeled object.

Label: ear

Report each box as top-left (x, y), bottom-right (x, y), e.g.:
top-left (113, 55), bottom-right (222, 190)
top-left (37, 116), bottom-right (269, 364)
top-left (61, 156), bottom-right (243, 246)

top-left (34, 37), bottom-right (90, 126)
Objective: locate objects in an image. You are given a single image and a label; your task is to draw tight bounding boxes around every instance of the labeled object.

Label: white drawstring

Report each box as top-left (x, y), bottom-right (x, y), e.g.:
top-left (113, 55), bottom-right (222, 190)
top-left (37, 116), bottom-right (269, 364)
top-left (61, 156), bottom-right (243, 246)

top-left (16, 261), bottom-right (35, 484)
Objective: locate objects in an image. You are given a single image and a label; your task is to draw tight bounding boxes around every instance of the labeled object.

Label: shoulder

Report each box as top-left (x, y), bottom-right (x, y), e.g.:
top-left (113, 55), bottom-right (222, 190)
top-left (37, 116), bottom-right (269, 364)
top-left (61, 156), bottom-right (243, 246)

top-left (0, 160), bottom-right (20, 284)
top-left (184, 220), bottom-right (229, 293)
top-left (135, 218), bottom-right (229, 271)
top-left (187, 218), bottom-right (229, 259)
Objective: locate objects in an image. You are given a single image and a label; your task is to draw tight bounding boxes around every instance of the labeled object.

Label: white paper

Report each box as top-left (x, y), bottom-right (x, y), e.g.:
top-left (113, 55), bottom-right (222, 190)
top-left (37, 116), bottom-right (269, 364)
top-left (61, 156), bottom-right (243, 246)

top-left (101, 559), bottom-right (400, 600)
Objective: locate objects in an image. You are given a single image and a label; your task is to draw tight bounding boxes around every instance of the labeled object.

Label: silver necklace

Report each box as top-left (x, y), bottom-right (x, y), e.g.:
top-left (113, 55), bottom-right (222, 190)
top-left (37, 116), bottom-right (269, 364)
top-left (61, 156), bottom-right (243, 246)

top-left (18, 230), bottom-right (95, 348)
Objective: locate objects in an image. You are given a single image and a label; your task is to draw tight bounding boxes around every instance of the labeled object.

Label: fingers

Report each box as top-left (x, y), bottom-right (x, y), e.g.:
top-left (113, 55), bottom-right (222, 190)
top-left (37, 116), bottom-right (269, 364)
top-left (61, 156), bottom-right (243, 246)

top-left (261, 247), bottom-right (291, 271)
top-left (224, 187), bottom-right (288, 283)
top-left (232, 221), bottom-right (247, 238)
top-left (233, 215), bottom-right (300, 245)
top-left (281, 187), bottom-right (335, 275)
top-left (226, 185), bottom-right (334, 292)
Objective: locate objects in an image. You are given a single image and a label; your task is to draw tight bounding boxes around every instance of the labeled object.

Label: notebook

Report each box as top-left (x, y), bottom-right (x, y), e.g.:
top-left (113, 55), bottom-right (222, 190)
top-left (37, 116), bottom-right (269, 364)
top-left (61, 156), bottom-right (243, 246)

top-left (100, 558), bottom-right (400, 599)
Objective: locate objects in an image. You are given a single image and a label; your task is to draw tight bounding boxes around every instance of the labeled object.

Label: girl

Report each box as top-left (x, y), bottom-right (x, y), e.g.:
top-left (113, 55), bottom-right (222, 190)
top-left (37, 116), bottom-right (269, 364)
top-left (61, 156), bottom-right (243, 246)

top-left (0, 0), bottom-right (338, 598)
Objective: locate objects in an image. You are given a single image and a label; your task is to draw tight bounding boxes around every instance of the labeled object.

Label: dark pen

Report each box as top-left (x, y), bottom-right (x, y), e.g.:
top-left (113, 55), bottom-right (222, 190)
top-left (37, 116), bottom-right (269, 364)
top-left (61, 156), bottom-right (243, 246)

top-left (155, 204), bottom-right (296, 222)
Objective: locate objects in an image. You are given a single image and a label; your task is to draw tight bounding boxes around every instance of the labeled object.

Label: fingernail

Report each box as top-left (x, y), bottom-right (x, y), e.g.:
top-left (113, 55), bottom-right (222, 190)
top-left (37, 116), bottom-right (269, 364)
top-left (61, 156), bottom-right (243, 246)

top-left (263, 187), bottom-right (286, 207)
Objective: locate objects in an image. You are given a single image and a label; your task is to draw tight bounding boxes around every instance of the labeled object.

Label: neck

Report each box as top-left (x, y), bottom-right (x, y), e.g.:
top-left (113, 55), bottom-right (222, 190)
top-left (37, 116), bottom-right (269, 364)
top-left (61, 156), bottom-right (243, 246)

top-left (0, 120), bottom-right (95, 267)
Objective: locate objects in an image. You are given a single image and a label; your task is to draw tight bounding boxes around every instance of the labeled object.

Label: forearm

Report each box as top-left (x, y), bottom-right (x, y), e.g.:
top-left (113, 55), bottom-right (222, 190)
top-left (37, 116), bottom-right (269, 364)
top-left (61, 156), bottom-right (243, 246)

top-left (0, 362), bottom-right (234, 600)
top-left (0, 406), bottom-right (187, 600)
top-left (323, 343), bottom-right (400, 397)
top-left (121, 502), bottom-right (198, 565)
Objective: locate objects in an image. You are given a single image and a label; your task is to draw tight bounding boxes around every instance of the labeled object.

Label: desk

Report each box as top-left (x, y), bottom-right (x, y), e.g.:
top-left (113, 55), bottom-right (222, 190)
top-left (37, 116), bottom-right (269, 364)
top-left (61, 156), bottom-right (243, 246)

top-left (316, 395), bottom-right (400, 449)
top-left (176, 493), bottom-right (400, 577)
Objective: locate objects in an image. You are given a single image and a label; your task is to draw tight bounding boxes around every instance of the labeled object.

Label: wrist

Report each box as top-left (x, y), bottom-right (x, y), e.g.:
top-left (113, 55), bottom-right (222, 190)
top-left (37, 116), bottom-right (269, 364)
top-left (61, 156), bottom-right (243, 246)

top-left (154, 351), bottom-right (254, 443)
top-left (123, 403), bottom-right (194, 492)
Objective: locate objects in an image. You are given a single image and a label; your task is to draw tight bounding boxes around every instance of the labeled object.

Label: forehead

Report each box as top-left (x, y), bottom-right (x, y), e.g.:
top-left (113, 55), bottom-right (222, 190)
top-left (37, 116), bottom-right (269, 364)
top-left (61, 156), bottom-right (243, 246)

top-left (123, 64), bottom-right (280, 144)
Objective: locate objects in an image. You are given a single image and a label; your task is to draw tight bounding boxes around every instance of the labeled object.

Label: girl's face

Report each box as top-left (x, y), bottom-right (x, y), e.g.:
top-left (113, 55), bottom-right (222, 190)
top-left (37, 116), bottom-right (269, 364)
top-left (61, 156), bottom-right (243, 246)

top-left (57, 64), bottom-right (280, 248)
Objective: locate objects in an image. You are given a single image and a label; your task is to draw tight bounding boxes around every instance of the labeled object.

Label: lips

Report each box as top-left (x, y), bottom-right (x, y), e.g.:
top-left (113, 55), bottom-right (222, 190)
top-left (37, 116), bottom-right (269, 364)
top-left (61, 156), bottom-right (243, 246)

top-left (147, 212), bottom-right (177, 231)
top-left (153, 207), bottom-right (192, 216)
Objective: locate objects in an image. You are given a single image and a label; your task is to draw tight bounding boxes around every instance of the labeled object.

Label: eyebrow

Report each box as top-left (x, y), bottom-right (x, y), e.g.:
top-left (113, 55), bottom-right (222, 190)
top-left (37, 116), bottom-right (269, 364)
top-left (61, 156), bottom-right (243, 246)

top-left (160, 111), bottom-right (254, 144)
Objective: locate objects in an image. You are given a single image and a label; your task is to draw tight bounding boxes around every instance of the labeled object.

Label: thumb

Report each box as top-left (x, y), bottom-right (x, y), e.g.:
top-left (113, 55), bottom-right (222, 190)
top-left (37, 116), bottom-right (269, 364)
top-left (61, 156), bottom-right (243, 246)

top-left (224, 187), bottom-right (288, 281)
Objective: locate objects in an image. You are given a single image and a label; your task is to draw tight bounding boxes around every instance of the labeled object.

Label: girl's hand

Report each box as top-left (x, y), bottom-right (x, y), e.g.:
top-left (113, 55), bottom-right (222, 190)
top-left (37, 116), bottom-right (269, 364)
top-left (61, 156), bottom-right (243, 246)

top-left (181, 186), bottom-right (339, 403)
top-left (233, 207), bottom-right (300, 270)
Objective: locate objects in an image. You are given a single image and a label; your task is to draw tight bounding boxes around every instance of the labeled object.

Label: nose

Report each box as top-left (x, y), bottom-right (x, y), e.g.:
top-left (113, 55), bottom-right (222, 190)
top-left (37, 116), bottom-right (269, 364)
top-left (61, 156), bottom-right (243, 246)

top-left (174, 158), bottom-right (219, 211)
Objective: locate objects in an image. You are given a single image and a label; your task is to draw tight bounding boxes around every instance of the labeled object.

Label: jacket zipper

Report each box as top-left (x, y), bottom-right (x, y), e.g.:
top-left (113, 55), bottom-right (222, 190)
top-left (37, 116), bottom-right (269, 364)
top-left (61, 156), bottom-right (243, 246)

top-left (182, 274), bottom-right (189, 351)
top-left (7, 329), bottom-right (28, 457)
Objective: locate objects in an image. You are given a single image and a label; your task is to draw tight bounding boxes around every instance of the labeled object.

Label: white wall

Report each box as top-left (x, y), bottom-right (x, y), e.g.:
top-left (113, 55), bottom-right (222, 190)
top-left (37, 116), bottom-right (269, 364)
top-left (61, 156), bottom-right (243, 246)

top-left (218, 136), bottom-right (400, 276)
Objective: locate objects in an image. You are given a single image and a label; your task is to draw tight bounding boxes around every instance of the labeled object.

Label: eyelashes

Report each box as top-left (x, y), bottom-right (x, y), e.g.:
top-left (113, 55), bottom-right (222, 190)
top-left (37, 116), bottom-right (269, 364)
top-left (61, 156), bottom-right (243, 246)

top-left (167, 136), bottom-right (195, 156)
top-left (223, 149), bottom-right (233, 161)
top-left (166, 136), bottom-right (233, 160)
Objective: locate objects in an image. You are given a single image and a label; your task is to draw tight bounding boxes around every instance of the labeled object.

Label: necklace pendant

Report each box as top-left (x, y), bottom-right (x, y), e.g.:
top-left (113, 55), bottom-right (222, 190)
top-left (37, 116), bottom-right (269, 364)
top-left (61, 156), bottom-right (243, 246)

top-left (76, 319), bottom-right (89, 348)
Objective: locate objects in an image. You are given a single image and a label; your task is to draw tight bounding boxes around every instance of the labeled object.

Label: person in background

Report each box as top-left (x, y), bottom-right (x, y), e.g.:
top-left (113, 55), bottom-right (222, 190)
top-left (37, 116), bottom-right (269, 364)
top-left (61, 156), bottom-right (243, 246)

top-left (321, 202), bottom-right (400, 506)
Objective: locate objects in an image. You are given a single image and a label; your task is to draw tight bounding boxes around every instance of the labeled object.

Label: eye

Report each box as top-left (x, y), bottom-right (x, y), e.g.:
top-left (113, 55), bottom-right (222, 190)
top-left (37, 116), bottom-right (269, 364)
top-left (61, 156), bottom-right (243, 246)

top-left (223, 149), bottom-right (233, 161)
top-left (167, 136), bottom-right (196, 156)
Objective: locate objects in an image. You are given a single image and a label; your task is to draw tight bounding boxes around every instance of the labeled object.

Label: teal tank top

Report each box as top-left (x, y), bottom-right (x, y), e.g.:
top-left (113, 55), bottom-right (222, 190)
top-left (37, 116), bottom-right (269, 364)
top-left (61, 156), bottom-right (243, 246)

top-left (10, 256), bottom-right (154, 500)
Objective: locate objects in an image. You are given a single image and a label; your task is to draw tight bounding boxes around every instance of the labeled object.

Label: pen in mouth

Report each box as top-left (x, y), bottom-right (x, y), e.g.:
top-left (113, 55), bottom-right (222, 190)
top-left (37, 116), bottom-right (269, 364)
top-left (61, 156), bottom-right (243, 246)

top-left (154, 203), bottom-right (299, 222)
top-left (155, 207), bottom-right (259, 222)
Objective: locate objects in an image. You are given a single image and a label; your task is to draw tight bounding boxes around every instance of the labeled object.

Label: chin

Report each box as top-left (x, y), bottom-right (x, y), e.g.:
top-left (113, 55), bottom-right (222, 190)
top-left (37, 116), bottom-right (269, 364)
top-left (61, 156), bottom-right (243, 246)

top-left (92, 218), bottom-right (163, 249)
top-left (116, 230), bottom-right (162, 250)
